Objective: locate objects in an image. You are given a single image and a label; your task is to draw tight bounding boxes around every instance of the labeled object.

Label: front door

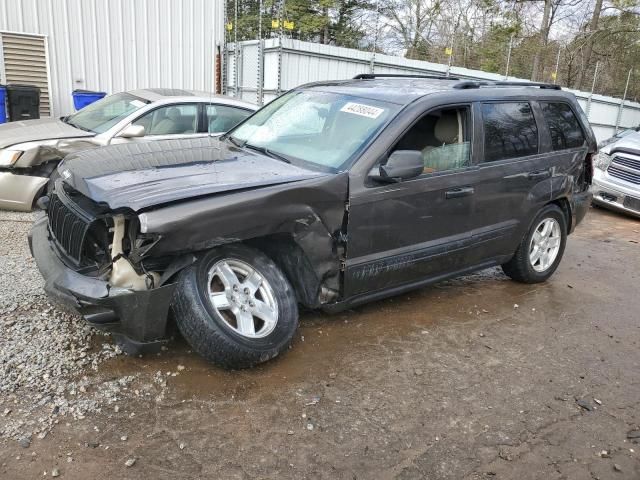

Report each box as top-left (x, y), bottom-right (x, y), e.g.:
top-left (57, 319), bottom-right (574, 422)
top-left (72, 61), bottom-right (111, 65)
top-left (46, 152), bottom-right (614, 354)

top-left (344, 104), bottom-right (481, 297)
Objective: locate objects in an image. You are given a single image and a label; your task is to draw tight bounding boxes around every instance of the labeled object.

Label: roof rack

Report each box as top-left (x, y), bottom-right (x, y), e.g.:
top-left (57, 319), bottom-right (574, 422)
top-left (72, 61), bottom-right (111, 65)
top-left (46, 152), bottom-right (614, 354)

top-left (453, 80), bottom-right (561, 90)
top-left (353, 73), bottom-right (459, 81)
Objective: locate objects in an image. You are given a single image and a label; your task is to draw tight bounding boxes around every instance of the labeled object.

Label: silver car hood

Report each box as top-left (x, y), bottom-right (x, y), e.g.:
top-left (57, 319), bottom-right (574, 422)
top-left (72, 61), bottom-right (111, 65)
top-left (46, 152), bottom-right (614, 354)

top-left (601, 131), bottom-right (640, 155)
top-left (0, 117), bottom-right (94, 149)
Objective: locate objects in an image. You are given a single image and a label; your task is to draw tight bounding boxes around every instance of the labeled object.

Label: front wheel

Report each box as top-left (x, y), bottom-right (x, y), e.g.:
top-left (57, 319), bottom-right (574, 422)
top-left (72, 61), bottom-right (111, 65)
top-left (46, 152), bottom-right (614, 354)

top-left (502, 204), bottom-right (567, 283)
top-left (172, 244), bottom-right (299, 369)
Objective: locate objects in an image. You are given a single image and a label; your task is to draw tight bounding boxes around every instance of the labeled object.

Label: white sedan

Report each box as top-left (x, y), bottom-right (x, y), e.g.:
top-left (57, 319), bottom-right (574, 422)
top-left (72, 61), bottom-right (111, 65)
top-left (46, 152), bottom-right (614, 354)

top-left (0, 88), bottom-right (256, 211)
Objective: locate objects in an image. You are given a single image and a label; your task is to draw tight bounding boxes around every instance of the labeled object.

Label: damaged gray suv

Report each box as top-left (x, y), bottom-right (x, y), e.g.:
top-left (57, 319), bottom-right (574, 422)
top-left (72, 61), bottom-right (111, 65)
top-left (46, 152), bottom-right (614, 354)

top-left (30, 75), bottom-right (596, 369)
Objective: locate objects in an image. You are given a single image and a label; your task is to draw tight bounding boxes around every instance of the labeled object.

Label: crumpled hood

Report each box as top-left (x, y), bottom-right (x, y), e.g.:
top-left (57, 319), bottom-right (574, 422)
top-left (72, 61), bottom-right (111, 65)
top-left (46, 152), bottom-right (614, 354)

top-left (0, 117), bottom-right (94, 149)
top-left (601, 131), bottom-right (640, 156)
top-left (59, 137), bottom-right (328, 211)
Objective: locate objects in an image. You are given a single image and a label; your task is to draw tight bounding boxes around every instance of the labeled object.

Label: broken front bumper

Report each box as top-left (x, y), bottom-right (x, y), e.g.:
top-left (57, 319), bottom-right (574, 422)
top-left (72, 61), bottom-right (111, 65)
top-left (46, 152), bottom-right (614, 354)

top-left (29, 215), bottom-right (177, 354)
top-left (0, 171), bottom-right (48, 211)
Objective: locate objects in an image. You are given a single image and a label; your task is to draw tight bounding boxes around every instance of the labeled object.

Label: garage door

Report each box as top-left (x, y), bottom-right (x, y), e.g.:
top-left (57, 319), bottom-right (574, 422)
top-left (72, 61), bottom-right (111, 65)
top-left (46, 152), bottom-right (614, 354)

top-left (1, 32), bottom-right (51, 117)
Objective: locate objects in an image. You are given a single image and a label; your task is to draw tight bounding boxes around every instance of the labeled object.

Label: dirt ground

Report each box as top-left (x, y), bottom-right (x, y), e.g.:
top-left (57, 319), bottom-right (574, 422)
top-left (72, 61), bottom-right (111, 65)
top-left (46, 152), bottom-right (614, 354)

top-left (1, 206), bottom-right (639, 480)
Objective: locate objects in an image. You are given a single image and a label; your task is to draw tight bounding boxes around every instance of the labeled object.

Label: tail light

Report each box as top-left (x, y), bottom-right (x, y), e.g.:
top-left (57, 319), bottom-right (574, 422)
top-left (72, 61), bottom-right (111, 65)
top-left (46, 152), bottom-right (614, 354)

top-left (584, 152), bottom-right (594, 185)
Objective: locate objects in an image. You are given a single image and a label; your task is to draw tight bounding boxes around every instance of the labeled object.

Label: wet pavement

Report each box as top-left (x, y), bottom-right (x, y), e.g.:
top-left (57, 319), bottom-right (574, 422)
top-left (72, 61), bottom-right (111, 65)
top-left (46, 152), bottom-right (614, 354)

top-left (1, 206), bottom-right (639, 479)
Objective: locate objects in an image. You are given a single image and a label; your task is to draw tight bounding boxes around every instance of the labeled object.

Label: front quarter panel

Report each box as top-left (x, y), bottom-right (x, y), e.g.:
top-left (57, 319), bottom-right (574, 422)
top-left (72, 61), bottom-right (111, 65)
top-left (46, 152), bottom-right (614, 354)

top-left (141, 172), bottom-right (349, 302)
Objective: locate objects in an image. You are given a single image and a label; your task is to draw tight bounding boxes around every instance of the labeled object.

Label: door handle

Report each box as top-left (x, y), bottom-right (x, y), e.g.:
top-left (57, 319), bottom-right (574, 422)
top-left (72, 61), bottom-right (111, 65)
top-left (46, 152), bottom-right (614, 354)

top-left (527, 170), bottom-right (551, 180)
top-left (445, 187), bottom-right (475, 199)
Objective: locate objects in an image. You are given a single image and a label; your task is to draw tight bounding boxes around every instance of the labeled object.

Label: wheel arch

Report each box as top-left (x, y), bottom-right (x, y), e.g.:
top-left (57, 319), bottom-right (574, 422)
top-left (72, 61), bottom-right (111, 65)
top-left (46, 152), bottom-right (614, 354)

top-left (548, 197), bottom-right (572, 234)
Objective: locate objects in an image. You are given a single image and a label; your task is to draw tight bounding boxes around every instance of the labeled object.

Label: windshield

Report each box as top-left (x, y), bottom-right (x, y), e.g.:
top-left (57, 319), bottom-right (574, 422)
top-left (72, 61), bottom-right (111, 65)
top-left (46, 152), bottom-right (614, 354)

top-left (228, 90), bottom-right (399, 171)
top-left (66, 92), bottom-right (149, 134)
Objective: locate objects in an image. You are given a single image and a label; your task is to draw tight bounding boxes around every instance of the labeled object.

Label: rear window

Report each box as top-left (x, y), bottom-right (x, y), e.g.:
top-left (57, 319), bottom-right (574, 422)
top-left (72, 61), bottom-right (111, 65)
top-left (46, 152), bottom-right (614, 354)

top-left (541, 102), bottom-right (586, 150)
top-left (481, 102), bottom-right (538, 162)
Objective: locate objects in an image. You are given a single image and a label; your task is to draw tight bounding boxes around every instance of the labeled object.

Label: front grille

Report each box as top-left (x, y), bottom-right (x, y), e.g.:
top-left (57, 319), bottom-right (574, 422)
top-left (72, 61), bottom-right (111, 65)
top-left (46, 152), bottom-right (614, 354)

top-left (48, 194), bottom-right (92, 264)
top-left (607, 165), bottom-right (640, 185)
top-left (612, 155), bottom-right (640, 171)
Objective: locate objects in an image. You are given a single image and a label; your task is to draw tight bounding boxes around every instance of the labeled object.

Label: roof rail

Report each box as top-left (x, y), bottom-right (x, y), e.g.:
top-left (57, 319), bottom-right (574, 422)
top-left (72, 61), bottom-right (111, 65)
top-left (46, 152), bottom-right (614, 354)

top-left (453, 80), bottom-right (561, 90)
top-left (353, 73), bottom-right (459, 81)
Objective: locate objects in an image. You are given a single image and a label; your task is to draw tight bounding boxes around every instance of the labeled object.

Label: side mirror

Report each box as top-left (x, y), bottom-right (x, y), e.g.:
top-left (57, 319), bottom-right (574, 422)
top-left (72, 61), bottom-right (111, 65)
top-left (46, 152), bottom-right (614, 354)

top-left (118, 124), bottom-right (145, 138)
top-left (369, 150), bottom-right (423, 182)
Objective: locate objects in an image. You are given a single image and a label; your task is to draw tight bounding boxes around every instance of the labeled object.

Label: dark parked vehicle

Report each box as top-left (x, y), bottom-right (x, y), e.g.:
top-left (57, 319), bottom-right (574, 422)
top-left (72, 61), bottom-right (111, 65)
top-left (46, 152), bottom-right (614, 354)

top-left (30, 75), bottom-right (596, 369)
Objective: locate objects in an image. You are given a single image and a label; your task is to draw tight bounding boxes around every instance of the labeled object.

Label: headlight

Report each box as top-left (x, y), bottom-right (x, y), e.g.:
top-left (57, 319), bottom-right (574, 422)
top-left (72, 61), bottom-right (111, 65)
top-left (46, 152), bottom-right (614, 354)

top-left (138, 213), bottom-right (148, 233)
top-left (0, 150), bottom-right (23, 167)
top-left (593, 152), bottom-right (612, 171)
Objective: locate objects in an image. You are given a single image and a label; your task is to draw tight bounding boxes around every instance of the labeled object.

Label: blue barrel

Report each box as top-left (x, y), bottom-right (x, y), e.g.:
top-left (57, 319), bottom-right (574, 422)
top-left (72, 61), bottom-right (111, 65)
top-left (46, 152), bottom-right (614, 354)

top-left (0, 86), bottom-right (7, 124)
top-left (72, 89), bottom-right (107, 110)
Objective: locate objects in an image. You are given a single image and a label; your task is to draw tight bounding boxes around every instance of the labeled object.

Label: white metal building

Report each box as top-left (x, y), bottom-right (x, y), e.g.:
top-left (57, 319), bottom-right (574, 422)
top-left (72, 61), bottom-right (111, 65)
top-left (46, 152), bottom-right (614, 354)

top-left (0, 0), bottom-right (225, 117)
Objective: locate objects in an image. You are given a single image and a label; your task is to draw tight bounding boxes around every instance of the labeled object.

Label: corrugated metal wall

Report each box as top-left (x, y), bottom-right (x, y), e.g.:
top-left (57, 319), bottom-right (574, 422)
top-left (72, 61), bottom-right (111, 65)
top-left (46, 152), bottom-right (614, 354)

top-left (229, 38), bottom-right (640, 142)
top-left (0, 0), bottom-right (224, 117)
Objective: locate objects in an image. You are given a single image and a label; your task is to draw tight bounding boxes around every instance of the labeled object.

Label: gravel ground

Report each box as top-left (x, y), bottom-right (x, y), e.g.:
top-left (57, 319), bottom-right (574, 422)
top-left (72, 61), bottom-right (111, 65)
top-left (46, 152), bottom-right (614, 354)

top-left (0, 211), bottom-right (135, 441)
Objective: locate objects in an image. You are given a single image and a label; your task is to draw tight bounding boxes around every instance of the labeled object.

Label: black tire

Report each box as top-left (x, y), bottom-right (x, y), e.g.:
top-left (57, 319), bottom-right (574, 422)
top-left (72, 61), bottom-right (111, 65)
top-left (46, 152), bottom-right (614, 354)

top-left (172, 244), bottom-right (299, 369)
top-left (502, 204), bottom-right (568, 284)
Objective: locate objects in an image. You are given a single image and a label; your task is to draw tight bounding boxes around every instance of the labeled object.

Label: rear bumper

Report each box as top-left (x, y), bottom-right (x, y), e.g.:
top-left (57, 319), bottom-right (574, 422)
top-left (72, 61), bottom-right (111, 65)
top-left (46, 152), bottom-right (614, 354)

top-left (591, 169), bottom-right (640, 218)
top-left (0, 171), bottom-right (48, 211)
top-left (29, 215), bottom-right (176, 354)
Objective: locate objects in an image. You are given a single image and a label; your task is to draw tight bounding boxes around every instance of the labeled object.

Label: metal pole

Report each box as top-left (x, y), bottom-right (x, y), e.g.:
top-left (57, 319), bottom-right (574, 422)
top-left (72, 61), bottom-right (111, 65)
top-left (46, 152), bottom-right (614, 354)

top-left (233, 0), bottom-right (238, 98)
top-left (615, 68), bottom-right (632, 134)
top-left (505, 34), bottom-right (514, 79)
top-left (553, 47), bottom-right (561, 84)
top-left (222, 0), bottom-right (228, 95)
top-left (585, 61), bottom-right (600, 118)
top-left (445, 43), bottom-right (453, 78)
top-left (370, 0), bottom-right (380, 74)
top-left (276, 0), bottom-right (284, 96)
top-left (257, 0), bottom-right (264, 105)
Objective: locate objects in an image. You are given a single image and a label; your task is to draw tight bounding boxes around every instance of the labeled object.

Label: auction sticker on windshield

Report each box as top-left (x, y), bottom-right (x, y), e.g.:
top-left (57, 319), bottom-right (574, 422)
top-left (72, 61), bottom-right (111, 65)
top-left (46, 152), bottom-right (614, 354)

top-left (340, 102), bottom-right (385, 119)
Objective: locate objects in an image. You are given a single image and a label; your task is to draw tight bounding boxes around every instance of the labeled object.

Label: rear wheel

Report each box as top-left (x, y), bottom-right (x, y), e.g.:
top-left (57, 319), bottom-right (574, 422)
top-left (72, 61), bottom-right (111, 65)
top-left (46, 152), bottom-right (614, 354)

top-left (172, 244), bottom-right (299, 369)
top-left (502, 204), bottom-right (567, 283)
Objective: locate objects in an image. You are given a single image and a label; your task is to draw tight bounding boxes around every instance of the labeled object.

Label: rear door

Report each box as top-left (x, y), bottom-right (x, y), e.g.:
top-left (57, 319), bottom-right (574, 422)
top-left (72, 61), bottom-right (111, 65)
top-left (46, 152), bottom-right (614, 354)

top-left (464, 100), bottom-right (553, 265)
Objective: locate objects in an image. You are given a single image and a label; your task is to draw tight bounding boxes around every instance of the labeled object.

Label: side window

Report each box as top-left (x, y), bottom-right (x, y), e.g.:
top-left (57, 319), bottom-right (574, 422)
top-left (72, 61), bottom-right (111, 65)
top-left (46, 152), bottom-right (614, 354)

top-left (541, 102), bottom-right (586, 150)
top-left (391, 106), bottom-right (471, 174)
top-left (133, 104), bottom-right (198, 135)
top-left (207, 105), bottom-right (252, 133)
top-left (481, 102), bottom-right (538, 162)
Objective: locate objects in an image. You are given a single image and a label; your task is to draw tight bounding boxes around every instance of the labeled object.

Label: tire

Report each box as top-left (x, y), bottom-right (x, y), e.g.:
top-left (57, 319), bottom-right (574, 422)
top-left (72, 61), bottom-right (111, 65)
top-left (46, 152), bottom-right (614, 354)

top-left (502, 204), bottom-right (568, 284)
top-left (172, 244), bottom-right (299, 369)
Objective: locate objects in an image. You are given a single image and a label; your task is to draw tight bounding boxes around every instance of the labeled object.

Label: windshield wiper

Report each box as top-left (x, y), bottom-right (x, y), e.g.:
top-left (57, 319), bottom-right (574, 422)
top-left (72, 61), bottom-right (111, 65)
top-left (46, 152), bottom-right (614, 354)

top-left (63, 117), bottom-right (93, 133)
top-left (227, 135), bottom-right (246, 148)
top-left (244, 143), bottom-right (292, 164)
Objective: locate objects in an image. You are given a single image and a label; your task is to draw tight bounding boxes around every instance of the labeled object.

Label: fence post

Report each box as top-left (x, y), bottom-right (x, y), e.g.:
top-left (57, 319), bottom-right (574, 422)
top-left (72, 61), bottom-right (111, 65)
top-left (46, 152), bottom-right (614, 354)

top-left (552, 47), bottom-right (561, 84)
top-left (369, 0), bottom-right (380, 74)
top-left (257, 0), bottom-right (264, 105)
top-left (585, 61), bottom-right (599, 118)
top-left (276, 0), bottom-right (284, 96)
top-left (504, 34), bottom-right (513, 80)
top-left (222, 0), bottom-right (228, 95)
top-left (615, 68), bottom-right (632, 134)
top-left (233, 0), bottom-right (239, 98)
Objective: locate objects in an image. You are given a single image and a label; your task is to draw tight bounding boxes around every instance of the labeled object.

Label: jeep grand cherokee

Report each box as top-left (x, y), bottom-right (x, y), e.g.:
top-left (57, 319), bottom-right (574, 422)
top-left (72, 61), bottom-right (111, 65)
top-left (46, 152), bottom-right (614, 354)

top-left (30, 75), bottom-right (596, 369)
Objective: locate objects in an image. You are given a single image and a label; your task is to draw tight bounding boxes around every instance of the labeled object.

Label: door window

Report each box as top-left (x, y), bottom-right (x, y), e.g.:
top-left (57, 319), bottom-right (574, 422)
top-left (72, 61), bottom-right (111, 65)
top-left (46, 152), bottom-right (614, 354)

top-left (540, 102), bottom-right (586, 150)
top-left (133, 104), bottom-right (198, 135)
top-left (391, 106), bottom-right (471, 174)
top-left (481, 102), bottom-right (538, 162)
top-left (206, 105), bottom-right (252, 133)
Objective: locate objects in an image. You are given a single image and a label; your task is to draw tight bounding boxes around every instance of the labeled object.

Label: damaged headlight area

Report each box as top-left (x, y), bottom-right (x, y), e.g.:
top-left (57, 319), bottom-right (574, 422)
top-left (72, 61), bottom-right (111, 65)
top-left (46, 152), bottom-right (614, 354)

top-left (593, 152), bottom-right (613, 171)
top-left (0, 149), bottom-right (24, 167)
top-left (47, 187), bottom-right (165, 291)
